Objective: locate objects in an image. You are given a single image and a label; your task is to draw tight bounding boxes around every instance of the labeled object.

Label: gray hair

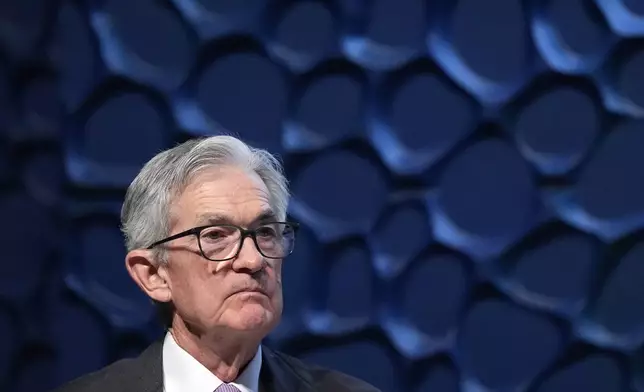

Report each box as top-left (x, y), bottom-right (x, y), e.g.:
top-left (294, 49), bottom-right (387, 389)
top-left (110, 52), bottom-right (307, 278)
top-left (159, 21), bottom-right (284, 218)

top-left (120, 135), bottom-right (290, 262)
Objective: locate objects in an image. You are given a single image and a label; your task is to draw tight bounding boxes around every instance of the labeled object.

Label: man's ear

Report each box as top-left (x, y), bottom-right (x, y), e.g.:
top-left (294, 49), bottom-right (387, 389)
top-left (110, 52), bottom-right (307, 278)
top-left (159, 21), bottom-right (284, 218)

top-left (125, 249), bottom-right (172, 303)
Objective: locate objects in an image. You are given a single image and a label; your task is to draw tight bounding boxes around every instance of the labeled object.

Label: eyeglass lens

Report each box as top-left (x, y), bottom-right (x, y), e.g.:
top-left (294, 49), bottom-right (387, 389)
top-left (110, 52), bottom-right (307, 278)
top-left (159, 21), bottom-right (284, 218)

top-left (199, 223), bottom-right (295, 261)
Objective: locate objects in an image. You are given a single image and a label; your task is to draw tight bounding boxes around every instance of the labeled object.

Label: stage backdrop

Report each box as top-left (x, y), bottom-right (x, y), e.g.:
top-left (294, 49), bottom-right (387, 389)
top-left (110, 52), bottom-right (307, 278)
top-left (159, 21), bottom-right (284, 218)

top-left (1, 0), bottom-right (643, 391)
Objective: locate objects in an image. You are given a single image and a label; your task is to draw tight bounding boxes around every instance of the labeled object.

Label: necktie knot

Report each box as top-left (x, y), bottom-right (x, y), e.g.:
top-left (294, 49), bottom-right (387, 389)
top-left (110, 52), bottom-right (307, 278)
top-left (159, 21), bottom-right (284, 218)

top-left (215, 383), bottom-right (241, 392)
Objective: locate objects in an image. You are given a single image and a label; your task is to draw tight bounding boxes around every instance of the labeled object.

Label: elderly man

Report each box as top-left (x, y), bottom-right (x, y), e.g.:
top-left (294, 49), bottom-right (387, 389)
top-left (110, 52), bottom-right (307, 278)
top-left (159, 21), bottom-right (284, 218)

top-left (54, 136), bottom-right (379, 392)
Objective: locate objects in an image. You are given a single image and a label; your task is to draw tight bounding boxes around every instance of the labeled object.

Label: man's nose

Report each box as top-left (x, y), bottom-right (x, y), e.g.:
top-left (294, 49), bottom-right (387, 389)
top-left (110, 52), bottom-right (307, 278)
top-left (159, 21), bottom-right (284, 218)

top-left (232, 235), bottom-right (264, 273)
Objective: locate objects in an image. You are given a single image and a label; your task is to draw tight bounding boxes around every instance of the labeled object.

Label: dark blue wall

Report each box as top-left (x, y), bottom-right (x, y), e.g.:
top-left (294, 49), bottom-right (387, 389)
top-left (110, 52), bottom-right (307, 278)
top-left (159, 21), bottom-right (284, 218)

top-left (1, 0), bottom-right (644, 391)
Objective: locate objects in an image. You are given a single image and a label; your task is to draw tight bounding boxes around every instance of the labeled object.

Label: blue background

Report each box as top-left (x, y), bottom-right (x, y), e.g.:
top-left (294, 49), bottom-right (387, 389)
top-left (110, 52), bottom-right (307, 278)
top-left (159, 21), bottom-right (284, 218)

top-left (1, 0), bottom-right (644, 391)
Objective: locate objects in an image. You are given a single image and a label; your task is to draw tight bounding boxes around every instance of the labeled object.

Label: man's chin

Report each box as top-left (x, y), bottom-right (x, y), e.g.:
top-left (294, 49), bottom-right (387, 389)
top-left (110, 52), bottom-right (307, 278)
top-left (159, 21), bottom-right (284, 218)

top-left (232, 305), bottom-right (278, 331)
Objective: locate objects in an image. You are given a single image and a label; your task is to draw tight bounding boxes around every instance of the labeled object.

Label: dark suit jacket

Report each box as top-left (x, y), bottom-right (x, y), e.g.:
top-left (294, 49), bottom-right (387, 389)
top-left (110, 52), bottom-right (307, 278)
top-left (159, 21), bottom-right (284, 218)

top-left (52, 340), bottom-right (380, 392)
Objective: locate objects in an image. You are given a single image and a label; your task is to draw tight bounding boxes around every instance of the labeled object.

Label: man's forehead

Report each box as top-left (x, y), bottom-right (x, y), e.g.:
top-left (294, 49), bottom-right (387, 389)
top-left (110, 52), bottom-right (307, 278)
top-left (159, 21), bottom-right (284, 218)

top-left (174, 167), bottom-right (275, 225)
top-left (183, 167), bottom-right (268, 198)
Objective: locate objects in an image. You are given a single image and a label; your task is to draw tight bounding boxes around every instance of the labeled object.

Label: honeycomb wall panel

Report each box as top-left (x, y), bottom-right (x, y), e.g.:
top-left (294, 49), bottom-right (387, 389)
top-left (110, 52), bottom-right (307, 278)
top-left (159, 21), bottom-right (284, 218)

top-left (0, 1), bottom-right (643, 391)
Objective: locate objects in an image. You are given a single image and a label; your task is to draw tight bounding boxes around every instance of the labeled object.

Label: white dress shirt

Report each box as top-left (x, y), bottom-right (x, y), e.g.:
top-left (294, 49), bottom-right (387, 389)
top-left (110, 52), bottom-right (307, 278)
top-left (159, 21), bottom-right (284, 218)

top-left (162, 331), bottom-right (262, 392)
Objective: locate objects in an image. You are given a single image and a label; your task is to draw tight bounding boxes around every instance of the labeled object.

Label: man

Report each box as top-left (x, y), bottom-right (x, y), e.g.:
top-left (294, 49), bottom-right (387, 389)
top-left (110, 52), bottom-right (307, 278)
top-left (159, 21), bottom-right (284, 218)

top-left (54, 136), bottom-right (379, 392)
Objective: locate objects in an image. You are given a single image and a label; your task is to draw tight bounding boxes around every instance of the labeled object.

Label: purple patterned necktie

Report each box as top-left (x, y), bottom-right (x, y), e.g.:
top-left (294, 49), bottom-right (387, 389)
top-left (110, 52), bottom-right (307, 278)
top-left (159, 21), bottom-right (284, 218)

top-left (214, 383), bottom-right (241, 392)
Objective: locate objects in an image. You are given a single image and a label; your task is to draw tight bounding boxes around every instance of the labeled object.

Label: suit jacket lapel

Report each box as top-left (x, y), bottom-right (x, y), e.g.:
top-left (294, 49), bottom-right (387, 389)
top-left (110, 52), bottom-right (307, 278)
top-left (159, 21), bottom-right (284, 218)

top-left (260, 345), bottom-right (311, 392)
top-left (127, 339), bottom-right (164, 392)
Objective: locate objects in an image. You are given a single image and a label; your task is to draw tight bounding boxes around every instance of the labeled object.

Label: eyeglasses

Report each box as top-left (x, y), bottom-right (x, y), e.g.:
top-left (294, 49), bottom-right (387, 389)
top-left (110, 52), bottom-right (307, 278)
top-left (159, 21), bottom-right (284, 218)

top-left (147, 222), bottom-right (299, 261)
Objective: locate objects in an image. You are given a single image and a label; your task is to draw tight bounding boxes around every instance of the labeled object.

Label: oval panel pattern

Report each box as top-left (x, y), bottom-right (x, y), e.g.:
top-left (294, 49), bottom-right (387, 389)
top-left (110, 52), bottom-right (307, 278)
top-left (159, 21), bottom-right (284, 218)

top-left (0, 1), bottom-right (643, 391)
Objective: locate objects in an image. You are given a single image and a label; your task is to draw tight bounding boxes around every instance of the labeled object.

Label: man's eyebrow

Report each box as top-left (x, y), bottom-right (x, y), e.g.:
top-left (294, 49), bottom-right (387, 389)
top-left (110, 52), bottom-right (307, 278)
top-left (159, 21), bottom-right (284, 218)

top-left (196, 213), bottom-right (232, 226)
top-left (255, 210), bottom-right (278, 223)
top-left (195, 210), bottom-right (278, 226)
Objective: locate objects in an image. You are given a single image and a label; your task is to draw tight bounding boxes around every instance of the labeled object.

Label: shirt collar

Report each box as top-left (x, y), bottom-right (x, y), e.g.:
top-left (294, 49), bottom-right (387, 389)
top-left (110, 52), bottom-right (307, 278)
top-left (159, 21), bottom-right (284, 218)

top-left (162, 331), bottom-right (262, 392)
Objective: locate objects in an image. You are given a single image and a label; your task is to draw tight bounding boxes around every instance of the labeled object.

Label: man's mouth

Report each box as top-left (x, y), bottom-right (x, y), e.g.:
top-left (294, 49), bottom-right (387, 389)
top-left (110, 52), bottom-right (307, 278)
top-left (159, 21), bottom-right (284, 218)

top-left (234, 287), bottom-right (268, 296)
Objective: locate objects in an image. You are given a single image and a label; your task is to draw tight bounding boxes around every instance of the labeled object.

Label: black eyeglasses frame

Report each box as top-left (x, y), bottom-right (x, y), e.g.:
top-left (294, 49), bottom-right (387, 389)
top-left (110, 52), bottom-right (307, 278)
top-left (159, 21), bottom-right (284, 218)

top-left (146, 221), bottom-right (300, 262)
